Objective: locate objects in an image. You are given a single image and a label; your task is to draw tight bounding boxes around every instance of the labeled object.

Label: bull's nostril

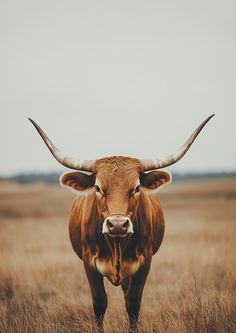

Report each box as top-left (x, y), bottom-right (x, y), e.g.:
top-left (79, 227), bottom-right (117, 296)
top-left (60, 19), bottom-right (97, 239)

top-left (107, 220), bottom-right (113, 229)
top-left (123, 220), bottom-right (129, 229)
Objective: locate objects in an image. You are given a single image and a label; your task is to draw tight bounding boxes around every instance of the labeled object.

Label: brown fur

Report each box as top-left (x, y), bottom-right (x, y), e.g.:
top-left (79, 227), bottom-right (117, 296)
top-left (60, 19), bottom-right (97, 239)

top-left (62, 156), bottom-right (169, 332)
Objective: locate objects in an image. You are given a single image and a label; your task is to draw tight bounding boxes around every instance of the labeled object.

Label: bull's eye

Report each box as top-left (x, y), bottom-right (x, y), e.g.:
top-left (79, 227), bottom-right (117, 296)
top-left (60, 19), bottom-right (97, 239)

top-left (129, 185), bottom-right (141, 197)
top-left (95, 185), bottom-right (101, 193)
top-left (95, 185), bottom-right (105, 196)
top-left (135, 185), bottom-right (140, 193)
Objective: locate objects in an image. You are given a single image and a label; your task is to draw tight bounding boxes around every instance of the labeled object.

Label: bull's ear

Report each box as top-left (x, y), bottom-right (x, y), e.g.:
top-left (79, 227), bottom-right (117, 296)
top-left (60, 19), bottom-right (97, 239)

top-left (140, 170), bottom-right (172, 190)
top-left (60, 171), bottom-right (95, 192)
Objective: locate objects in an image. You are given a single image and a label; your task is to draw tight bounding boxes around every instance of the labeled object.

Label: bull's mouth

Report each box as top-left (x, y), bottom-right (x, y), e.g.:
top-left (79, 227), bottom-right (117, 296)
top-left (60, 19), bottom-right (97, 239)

top-left (102, 215), bottom-right (134, 237)
top-left (107, 232), bottom-right (130, 238)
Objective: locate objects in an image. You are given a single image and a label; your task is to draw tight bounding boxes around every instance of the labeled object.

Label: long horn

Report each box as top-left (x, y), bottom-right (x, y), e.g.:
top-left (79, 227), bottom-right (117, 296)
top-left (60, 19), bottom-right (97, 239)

top-left (140, 114), bottom-right (215, 171)
top-left (28, 118), bottom-right (94, 172)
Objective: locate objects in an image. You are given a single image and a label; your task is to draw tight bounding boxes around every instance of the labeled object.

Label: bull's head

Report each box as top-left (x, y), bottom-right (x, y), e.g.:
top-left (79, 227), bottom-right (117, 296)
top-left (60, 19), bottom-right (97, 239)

top-left (59, 157), bottom-right (171, 237)
top-left (29, 114), bottom-right (214, 237)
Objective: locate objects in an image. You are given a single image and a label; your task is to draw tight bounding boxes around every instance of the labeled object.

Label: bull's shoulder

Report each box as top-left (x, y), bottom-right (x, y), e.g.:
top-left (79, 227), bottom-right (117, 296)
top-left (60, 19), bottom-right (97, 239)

top-left (149, 194), bottom-right (165, 254)
top-left (69, 194), bottom-right (99, 260)
top-left (68, 197), bottom-right (86, 259)
top-left (137, 193), bottom-right (165, 255)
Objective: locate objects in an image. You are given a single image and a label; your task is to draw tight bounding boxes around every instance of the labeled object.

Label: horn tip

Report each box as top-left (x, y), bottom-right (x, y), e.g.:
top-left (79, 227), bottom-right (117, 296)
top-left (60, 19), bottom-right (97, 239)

top-left (28, 117), bottom-right (38, 128)
top-left (204, 114), bottom-right (215, 124)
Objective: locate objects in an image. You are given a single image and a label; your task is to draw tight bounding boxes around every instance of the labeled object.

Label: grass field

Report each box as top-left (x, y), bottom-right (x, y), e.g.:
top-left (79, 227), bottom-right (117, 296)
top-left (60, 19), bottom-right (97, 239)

top-left (0, 178), bottom-right (235, 333)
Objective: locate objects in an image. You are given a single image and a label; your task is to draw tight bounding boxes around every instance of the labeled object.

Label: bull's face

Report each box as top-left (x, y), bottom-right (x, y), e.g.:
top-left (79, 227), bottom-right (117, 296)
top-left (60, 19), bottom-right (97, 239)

top-left (60, 157), bottom-right (171, 238)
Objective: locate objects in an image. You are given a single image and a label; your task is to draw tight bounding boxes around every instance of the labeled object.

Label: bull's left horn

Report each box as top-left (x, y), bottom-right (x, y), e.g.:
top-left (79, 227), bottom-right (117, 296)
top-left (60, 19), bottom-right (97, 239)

top-left (28, 118), bottom-right (94, 172)
top-left (140, 114), bottom-right (214, 171)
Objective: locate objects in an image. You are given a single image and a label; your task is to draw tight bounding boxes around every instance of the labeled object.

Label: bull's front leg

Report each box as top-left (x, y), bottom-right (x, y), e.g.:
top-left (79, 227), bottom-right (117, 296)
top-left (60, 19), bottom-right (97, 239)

top-left (84, 263), bottom-right (108, 332)
top-left (124, 260), bottom-right (151, 333)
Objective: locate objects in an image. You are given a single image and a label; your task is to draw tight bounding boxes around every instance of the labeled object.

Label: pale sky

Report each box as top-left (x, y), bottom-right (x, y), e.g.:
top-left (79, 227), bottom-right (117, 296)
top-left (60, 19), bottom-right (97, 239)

top-left (1, 0), bottom-right (236, 176)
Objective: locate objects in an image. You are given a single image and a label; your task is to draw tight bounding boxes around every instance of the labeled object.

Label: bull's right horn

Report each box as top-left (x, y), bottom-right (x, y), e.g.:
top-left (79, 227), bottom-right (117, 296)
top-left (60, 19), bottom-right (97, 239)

top-left (140, 114), bottom-right (215, 171)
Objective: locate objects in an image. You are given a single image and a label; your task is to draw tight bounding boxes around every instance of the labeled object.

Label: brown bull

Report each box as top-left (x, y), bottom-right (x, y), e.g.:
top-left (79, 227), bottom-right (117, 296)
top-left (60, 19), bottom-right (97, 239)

top-left (29, 114), bottom-right (214, 332)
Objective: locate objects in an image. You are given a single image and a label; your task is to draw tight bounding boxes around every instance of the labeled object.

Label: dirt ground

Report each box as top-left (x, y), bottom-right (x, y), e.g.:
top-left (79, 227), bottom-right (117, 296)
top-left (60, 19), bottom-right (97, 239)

top-left (0, 178), bottom-right (235, 333)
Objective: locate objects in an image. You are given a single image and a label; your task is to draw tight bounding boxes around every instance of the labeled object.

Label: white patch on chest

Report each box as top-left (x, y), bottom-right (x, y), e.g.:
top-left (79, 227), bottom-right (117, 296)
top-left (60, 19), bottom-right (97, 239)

top-left (94, 256), bottom-right (143, 285)
top-left (95, 259), bottom-right (111, 276)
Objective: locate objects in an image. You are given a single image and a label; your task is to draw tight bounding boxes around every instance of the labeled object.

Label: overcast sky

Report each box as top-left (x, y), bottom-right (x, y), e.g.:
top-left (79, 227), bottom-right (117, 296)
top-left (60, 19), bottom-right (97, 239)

top-left (1, 0), bottom-right (235, 176)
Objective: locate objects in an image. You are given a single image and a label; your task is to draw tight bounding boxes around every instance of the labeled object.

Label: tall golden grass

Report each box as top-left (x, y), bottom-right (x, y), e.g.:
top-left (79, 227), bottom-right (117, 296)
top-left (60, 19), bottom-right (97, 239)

top-left (0, 179), bottom-right (235, 332)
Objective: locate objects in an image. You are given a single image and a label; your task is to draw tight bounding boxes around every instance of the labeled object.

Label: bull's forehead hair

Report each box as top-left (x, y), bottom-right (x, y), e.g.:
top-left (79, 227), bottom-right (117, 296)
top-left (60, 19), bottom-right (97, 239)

top-left (93, 156), bottom-right (143, 175)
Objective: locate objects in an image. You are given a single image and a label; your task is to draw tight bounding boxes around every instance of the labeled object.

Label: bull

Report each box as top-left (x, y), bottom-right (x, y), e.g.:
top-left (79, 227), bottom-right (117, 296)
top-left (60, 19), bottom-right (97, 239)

top-left (29, 114), bottom-right (214, 332)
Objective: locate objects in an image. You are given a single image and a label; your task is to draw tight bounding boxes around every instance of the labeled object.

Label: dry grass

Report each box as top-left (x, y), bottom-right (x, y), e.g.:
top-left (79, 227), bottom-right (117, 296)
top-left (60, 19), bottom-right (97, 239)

top-left (0, 179), bottom-right (235, 333)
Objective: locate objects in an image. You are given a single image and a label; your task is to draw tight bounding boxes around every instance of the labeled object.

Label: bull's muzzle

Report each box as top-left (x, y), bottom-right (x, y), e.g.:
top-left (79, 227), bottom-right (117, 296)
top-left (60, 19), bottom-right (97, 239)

top-left (102, 215), bottom-right (134, 237)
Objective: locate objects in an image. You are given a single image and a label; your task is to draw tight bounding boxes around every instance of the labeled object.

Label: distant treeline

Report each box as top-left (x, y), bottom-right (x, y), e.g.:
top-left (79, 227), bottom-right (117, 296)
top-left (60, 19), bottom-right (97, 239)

top-left (0, 171), bottom-right (236, 184)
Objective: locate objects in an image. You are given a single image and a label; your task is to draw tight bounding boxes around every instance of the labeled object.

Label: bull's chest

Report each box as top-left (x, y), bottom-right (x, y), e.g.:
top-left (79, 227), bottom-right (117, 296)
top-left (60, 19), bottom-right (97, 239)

top-left (94, 256), bottom-right (143, 286)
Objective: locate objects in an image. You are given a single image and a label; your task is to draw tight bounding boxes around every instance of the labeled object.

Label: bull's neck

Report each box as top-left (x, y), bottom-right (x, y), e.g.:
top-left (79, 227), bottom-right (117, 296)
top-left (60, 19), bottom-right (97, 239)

top-left (103, 236), bottom-right (133, 260)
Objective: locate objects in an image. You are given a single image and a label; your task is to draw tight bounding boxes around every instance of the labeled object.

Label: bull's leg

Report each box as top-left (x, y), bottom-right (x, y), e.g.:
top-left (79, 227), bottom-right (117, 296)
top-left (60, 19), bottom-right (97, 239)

top-left (121, 277), bottom-right (131, 297)
top-left (124, 263), bottom-right (151, 333)
top-left (84, 264), bottom-right (108, 332)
